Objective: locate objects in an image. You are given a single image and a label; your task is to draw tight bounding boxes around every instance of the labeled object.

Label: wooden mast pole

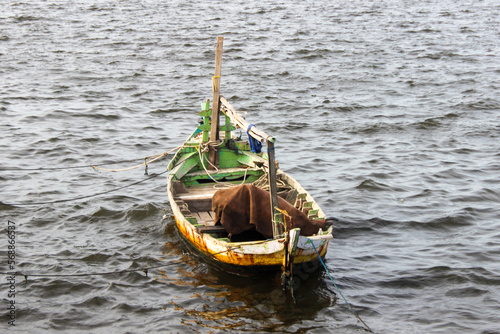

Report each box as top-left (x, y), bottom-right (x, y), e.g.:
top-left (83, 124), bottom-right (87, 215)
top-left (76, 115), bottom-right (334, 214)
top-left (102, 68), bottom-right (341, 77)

top-left (209, 36), bottom-right (224, 169)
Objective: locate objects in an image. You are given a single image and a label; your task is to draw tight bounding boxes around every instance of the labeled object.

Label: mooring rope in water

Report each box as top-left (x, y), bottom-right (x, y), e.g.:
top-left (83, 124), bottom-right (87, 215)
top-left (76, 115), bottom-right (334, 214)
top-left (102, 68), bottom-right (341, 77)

top-left (0, 262), bottom-right (178, 284)
top-left (0, 148), bottom-right (180, 172)
top-left (0, 145), bottom-right (188, 206)
top-left (0, 170), bottom-right (169, 207)
top-left (0, 162), bottom-right (134, 171)
top-left (307, 238), bottom-right (375, 334)
top-left (91, 146), bottom-right (183, 172)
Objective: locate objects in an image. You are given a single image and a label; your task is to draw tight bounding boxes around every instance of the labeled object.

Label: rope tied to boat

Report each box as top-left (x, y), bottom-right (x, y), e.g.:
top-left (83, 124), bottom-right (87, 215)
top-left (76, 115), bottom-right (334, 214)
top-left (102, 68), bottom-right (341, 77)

top-left (198, 141), bottom-right (224, 172)
top-left (1, 170), bottom-right (169, 207)
top-left (91, 145), bottom-right (183, 172)
top-left (0, 262), bottom-right (179, 283)
top-left (0, 145), bottom-right (184, 206)
top-left (199, 140), bottom-right (223, 154)
top-left (246, 124), bottom-right (262, 153)
top-left (307, 238), bottom-right (375, 334)
top-left (196, 143), bottom-right (249, 189)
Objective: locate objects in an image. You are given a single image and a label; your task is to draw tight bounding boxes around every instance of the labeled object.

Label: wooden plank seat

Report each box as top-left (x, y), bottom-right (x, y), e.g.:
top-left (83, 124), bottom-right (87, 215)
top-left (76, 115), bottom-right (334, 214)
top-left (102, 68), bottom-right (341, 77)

top-left (192, 211), bottom-right (216, 226)
top-left (176, 191), bottom-right (216, 201)
top-left (174, 185), bottom-right (218, 212)
top-left (197, 225), bottom-right (227, 234)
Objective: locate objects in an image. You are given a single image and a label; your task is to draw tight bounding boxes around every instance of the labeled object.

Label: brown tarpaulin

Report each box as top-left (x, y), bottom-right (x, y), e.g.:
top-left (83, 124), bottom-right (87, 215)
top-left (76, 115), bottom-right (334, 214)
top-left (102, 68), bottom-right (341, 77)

top-left (212, 184), bottom-right (326, 239)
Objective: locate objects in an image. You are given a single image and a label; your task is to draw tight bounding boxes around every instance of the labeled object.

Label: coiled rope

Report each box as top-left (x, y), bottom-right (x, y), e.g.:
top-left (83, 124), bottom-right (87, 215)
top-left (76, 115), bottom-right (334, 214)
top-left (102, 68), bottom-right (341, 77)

top-left (307, 238), bottom-right (375, 334)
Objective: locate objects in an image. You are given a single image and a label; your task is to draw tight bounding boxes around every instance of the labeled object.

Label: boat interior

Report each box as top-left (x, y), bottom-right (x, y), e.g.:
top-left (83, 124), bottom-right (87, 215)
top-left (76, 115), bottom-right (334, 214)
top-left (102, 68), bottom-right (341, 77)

top-left (170, 162), bottom-right (321, 243)
top-left (167, 103), bottom-right (325, 242)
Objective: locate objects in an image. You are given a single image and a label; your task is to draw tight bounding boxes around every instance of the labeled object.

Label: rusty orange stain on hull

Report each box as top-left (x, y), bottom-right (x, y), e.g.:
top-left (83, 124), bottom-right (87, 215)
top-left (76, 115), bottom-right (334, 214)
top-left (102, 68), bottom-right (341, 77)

top-left (174, 214), bottom-right (330, 269)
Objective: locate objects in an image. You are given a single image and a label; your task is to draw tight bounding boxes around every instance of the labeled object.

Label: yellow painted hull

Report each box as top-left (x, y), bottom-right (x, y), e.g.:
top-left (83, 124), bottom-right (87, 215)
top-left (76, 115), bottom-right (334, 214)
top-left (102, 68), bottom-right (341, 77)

top-left (173, 213), bottom-right (330, 269)
top-left (167, 170), bottom-right (333, 271)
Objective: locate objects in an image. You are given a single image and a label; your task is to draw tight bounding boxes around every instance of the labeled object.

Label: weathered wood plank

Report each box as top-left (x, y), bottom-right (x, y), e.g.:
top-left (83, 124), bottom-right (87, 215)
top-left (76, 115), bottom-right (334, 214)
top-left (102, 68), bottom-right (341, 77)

top-left (198, 211), bottom-right (215, 226)
top-left (209, 36), bottom-right (224, 169)
top-left (174, 155), bottom-right (198, 180)
top-left (176, 184), bottom-right (218, 198)
top-left (197, 225), bottom-right (227, 234)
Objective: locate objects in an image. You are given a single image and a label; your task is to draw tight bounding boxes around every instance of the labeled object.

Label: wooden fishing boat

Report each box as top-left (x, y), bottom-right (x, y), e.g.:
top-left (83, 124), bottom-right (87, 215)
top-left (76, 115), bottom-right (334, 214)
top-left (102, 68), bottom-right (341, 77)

top-left (166, 37), bottom-right (333, 284)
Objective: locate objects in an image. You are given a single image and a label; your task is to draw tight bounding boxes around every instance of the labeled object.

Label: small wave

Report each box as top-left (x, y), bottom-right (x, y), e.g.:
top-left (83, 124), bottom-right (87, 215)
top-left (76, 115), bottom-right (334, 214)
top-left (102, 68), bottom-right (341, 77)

top-left (0, 201), bottom-right (16, 210)
top-left (327, 104), bottom-right (367, 113)
top-left (14, 15), bottom-right (42, 22)
top-left (458, 98), bottom-right (500, 111)
top-left (74, 295), bottom-right (112, 307)
top-left (353, 122), bottom-right (406, 134)
top-left (379, 265), bottom-right (498, 291)
top-left (87, 206), bottom-right (125, 222)
top-left (334, 214), bottom-right (474, 238)
top-left (414, 117), bottom-right (442, 129)
top-left (281, 122), bottom-right (307, 131)
top-left (125, 203), bottom-right (161, 222)
top-left (35, 279), bottom-right (99, 299)
top-left (355, 179), bottom-right (392, 192)
top-left (412, 215), bottom-right (474, 231)
top-left (80, 252), bottom-right (120, 263)
top-left (451, 189), bottom-right (500, 204)
top-left (43, 109), bottom-right (121, 121)
top-left (417, 50), bottom-right (461, 60)
top-left (379, 266), bottom-right (494, 292)
top-left (445, 286), bottom-right (488, 298)
top-left (149, 108), bottom-right (184, 114)
top-left (329, 217), bottom-right (398, 238)
top-left (291, 48), bottom-right (334, 60)
top-left (444, 112), bottom-right (460, 118)
top-left (426, 266), bottom-right (500, 286)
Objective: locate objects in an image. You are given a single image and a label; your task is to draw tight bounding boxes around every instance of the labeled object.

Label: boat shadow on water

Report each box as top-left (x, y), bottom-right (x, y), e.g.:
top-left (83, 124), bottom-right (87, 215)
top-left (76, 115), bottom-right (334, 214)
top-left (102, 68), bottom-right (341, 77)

top-left (160, 234), bottom-right (337, 332)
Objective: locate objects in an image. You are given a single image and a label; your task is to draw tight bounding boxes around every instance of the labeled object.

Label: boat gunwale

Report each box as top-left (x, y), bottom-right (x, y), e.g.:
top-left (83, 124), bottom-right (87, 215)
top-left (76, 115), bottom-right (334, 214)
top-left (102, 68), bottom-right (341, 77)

top-left (167, 157), bottom-right (332, 267)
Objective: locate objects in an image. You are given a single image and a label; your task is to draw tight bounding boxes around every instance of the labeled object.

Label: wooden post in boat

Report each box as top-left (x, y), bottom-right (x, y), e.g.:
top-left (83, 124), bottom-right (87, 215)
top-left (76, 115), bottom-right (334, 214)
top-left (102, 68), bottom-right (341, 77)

top-left (267, 138), bottom-right (283, 238)
top-left (209, 36), bottom-right (224, 169)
